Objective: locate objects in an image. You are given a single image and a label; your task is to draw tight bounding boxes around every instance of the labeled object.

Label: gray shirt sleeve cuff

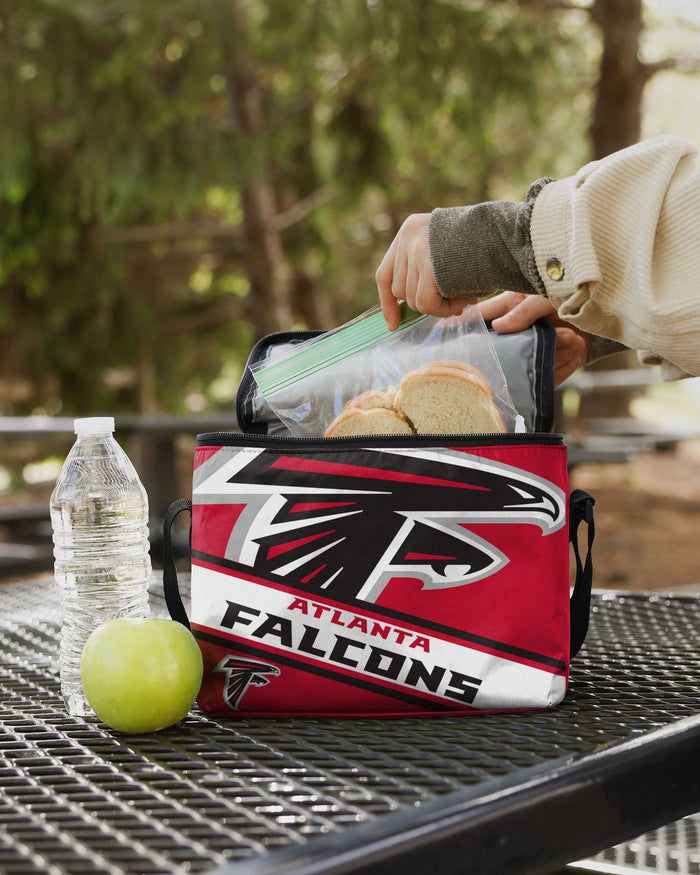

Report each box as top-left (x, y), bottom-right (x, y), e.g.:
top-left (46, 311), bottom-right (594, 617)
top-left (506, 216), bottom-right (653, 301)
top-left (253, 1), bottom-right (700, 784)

top-left (588, 336), bottom-right (628, 363)
top-left (427, 178), bottom-right (553, 299)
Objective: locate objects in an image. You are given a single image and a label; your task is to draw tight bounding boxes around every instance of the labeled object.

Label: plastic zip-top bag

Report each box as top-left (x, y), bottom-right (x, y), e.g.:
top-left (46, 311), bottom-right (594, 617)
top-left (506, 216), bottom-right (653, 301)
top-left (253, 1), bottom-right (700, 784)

top-left (236, 319), bottom-right (557, 436)
top-left (250, 305), bottom-right (521, 438)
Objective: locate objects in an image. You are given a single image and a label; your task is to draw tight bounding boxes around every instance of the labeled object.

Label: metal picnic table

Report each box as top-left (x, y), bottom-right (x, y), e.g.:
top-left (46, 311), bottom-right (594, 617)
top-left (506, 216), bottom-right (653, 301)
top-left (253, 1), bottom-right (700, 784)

top-left (0, 574), bottom-right (698, 874)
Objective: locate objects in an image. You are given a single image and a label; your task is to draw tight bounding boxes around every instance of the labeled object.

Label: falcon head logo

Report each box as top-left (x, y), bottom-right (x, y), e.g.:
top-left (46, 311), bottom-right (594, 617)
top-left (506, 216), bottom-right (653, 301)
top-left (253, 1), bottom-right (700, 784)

top-left (194, 445), bottom-right (566, 603)
top-left (213, 655), bottom-right (281, 710)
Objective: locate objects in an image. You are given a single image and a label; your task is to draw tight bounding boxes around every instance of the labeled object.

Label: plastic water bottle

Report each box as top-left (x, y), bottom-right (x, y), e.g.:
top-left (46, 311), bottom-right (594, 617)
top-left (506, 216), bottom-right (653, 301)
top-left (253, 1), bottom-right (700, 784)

top-left (50, 417), bottom-right (151, 716)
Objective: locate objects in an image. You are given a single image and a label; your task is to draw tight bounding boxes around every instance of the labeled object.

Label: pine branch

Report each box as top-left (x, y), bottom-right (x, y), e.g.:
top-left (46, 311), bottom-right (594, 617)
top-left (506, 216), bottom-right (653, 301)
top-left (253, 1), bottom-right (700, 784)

top-left (96, 184), bottom-right (332, 245)
top-left (644, 56), bottom-right (700, 78)
top-left (274, 187), bottom-right (333, 230)
top-left (509, 0), bottom-right (590, 13)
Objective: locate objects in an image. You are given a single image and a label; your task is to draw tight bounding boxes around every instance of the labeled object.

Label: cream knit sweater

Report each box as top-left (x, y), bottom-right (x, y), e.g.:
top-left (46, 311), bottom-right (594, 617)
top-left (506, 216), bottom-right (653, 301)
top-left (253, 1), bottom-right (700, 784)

top-left (532, 135), bottom-right (700, 378)
top-left (428, 135), bottom-right (700, 378)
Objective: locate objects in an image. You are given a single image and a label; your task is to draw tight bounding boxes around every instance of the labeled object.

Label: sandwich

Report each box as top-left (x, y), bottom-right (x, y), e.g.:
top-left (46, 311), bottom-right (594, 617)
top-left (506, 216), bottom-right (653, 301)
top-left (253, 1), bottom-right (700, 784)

top-left (323, 361), bottom-right (506, 437)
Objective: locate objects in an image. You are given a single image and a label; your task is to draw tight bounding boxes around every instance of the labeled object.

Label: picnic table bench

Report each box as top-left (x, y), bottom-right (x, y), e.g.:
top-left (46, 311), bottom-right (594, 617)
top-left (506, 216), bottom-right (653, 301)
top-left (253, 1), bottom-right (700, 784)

top-left (559, 365), bottom-right (700, 468)
top-left (0, 414), bottom-right (240, 576)
top-left (0, 412), bottom-right (240, 517)
top-left (0, 574), bottom-right (697, 874)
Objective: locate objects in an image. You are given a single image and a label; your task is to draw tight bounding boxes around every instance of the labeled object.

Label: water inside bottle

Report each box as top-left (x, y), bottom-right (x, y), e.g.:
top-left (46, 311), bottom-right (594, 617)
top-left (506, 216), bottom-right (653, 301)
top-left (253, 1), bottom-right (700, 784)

top-left (51, 436), bottom-right (151, 717)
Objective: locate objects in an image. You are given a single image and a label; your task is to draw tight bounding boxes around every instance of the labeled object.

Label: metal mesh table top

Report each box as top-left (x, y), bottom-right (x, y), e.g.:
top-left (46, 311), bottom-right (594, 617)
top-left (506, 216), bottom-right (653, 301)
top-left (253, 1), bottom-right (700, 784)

top-left (0, 577), bottom-right (698, 874)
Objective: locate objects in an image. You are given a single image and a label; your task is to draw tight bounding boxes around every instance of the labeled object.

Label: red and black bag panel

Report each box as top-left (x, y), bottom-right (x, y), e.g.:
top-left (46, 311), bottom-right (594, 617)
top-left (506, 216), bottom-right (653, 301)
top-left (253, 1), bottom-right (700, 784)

top-left (162, 433), bottom-right (593, 717)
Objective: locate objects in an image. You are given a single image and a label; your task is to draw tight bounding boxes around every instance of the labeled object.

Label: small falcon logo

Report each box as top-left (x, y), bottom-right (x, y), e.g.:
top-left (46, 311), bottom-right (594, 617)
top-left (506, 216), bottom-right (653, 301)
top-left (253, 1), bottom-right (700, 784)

top-left (213, 655), bottom-right (281, 710)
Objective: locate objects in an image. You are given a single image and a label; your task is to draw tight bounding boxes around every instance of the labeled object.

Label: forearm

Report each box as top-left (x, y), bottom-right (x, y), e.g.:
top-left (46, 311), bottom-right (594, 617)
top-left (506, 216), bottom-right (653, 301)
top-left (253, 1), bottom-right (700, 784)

top-left (428, 178), bottom-right (550, 299)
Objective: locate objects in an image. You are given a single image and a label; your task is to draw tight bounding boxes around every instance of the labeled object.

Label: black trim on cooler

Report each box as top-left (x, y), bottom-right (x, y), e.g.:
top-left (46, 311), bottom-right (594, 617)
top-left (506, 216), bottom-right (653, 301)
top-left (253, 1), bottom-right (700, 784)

top-left (195, 432), bottom-right (565, 449)
top-left (532, 318), bottom-right (557, 433)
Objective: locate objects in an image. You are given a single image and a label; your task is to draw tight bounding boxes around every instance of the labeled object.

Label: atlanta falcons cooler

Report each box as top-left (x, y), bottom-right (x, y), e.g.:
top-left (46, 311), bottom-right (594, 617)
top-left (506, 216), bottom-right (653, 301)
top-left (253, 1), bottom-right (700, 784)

top-left (162, 324), bottom-right (595, 717)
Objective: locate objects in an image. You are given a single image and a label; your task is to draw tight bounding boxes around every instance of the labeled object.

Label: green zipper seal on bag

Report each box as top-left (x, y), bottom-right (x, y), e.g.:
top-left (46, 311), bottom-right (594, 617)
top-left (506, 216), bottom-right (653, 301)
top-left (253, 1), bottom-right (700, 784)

top-left (253, 304), bottom-right (427, 397)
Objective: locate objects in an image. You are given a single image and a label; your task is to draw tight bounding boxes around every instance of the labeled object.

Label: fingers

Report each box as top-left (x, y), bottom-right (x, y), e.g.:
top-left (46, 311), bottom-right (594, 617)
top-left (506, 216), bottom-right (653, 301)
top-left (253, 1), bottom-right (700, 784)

top-left (377, 213), bottom-right (477, 329)
top-left (482, 293), bottom-right (558, 333)
top-left (481, 292), bottom-right (591, 386)
top-left (377, 213), bottom-right (434, 329)
top-left (553, 328), bottom-right (589, 386)
top-left (376, 236), bottom-right (403, 332)
top-left (478, 291), bottom-right (528, 323)
top-left (433, 293), bottom-right (477, 318)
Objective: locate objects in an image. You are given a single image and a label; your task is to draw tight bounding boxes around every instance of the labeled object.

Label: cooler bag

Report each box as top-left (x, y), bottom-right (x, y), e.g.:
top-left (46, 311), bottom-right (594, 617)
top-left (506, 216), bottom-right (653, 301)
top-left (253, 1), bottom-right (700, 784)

top-left (162, 322), bottom-right (595, 717)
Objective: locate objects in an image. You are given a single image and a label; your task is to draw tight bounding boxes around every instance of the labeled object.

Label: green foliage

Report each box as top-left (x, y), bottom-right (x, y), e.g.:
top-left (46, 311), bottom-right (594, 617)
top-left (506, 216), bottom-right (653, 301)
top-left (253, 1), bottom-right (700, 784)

top-left (0, 0), bottom-right (593, 415)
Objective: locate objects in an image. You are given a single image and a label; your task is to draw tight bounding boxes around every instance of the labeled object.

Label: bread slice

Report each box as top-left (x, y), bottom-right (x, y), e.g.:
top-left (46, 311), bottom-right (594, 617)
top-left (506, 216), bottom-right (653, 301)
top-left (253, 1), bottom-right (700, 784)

top-left (394, 366), bottom-right (505, 435)
top-left (324, 405), bottom-right (413, 437)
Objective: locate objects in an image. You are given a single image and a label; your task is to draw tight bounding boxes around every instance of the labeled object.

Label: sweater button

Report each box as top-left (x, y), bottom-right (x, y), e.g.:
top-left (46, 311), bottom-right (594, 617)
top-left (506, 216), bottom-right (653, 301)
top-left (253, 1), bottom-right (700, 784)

top-left (546, 256), bottom-right (565, 281)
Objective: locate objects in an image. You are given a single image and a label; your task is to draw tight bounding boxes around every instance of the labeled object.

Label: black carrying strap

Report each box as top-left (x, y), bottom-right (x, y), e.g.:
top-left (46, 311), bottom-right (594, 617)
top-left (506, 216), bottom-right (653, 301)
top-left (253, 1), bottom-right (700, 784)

top-left (162, 498), bottom-right (192, 629)
top-left (162, 490), bottom-right (596, 657)
top-left (569, 489), bottom-right (596, 658)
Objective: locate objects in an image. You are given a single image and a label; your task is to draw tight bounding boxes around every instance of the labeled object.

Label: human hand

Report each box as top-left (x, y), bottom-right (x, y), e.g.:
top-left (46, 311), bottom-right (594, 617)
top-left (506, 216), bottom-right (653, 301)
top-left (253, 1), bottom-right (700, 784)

top-left (480, 291), bottom-right (591, 386)
top-left (376, 213), bottom-right (476, 331)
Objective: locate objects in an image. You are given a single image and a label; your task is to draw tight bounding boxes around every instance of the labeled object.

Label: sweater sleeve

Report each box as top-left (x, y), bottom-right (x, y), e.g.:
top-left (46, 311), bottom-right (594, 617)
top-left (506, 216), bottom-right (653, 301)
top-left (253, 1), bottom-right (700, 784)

top-left (428, 178), bottom-right (551, 298)
top-left (531, 134), bottom-right (700, 377)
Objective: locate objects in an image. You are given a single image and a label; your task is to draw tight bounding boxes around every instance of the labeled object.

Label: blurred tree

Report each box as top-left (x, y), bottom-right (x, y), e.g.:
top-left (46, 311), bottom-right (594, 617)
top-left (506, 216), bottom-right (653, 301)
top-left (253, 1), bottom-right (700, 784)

top-left (580, 0), bottom-right (700, 418)
top-left (590, 0), bottom-right (647, 157)
top-left (590, 0), bottom-right (700, 158)
top-left (0, 0), bottom-right (590, 415)
top-left (516, 0), bottom-right (700, 157)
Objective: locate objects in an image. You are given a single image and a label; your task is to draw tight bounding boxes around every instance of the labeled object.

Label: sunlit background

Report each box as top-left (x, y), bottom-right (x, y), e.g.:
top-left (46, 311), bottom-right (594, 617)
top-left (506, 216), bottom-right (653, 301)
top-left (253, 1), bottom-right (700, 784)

top-left (1, 0), bottom-right (700, 528)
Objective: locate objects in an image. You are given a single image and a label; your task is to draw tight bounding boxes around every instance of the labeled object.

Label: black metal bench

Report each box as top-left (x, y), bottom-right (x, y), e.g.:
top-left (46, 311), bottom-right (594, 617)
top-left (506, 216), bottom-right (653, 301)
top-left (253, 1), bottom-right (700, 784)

top-left (0, 503), bottom-right (53, 575)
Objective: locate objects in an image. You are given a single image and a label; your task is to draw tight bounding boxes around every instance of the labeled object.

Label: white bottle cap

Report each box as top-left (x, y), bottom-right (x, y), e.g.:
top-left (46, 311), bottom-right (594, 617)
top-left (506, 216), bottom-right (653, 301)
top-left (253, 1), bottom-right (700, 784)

top-left (74, 417), bottom-right (115, 435)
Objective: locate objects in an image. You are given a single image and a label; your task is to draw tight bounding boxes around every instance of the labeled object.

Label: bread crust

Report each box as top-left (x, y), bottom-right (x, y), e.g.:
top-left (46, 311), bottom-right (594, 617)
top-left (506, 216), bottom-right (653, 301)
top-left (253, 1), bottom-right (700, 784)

top-left (351, 387), bottom-right (397, 409)
top-left (406, 360), bottom-right (493, 399)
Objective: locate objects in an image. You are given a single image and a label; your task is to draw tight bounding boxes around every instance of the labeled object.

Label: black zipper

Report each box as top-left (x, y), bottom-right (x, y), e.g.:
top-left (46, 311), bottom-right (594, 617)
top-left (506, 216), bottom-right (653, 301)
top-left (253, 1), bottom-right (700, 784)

top-left (196, 431), bottom-right (564, 448)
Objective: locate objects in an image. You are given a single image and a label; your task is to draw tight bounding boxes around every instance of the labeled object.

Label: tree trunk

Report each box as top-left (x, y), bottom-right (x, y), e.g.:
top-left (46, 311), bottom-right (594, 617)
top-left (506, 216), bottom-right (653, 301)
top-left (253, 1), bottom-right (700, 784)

top-left (589, 0), bottom-right (647, 159)
top-left (577, 0), bottom-right (648, 423)
top-left (221, 2), bottom-right (292, 339)
top-left (290, 267), bottom-right (334, 330)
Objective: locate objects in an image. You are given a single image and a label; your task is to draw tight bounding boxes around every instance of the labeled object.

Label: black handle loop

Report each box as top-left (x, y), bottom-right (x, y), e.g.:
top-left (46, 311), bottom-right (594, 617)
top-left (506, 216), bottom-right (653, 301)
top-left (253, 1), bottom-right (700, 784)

top-left (569, 489), bottom-right (595, 658)
top-left (162, 498), bottom-right (192, 629)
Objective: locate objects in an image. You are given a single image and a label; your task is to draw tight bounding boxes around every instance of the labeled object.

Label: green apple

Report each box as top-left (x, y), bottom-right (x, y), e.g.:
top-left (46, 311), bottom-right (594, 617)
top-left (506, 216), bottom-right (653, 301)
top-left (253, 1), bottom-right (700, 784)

top-left (81, 617), bottom-right (203, 733)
